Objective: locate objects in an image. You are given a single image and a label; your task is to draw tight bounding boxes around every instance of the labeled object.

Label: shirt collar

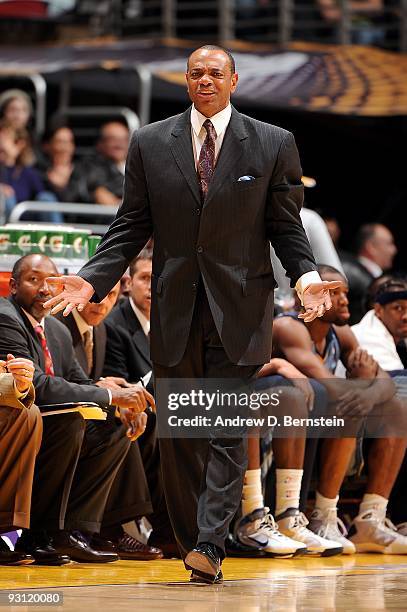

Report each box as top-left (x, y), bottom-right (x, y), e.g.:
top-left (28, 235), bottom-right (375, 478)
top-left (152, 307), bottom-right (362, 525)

top-left (129, 297), bottom-right (150, 336)
top-left (191, 103), bottom-right (232, 139)
top-left (358, 255), bottom-right (383, 279)
top-left (72, 309), bottom-right (93, 337)
top-left (22, 308), bottom-right (44, 330)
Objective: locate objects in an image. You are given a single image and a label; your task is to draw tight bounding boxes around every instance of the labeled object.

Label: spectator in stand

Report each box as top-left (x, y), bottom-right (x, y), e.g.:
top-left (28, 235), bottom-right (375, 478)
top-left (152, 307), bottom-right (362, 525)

top-left (39, 124), bottom-right (89, 203)
top-left (85, 121), bottom-right (130, 205)
top-left (341, 223), bottom-right (397, 325)
top-left (0, 121), bottom-right (60, 222)
top-left (316, 0), bottom-right (385, 45)
top-left (0, 89), bottom-right (44, 164)
top-left (0, 90), bottom-right (33, 133)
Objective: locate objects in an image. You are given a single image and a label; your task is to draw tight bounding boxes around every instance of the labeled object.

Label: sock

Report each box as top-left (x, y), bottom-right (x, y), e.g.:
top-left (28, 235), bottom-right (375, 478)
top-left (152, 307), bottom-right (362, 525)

top-left (242, 468), bottom-right (263, 516)
top-left (315, 491), bottom-right (339, 514)
top-left (359, 493), bottom-right (388, 517)
top-left (275, 468), bottom-right (303, 517)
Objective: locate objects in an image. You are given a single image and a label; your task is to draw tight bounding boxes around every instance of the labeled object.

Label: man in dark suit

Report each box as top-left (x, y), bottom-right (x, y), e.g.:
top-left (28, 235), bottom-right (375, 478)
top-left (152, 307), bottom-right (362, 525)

top-left (103, 250), bottom-right (152, 388)
top-left (45, 45), bottom-right (339, 582)
top-left (59, 278), bottom-right (165, 560)
top-left (0, 254), bottom-right (154, 565)
top-left (341, 223), bottom-right (397, 324)
top-left (103, 250), bottom-right (176, 555)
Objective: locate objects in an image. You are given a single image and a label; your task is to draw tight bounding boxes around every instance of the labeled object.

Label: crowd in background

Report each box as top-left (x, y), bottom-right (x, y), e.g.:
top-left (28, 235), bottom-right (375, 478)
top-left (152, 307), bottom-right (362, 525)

top-left (0, 88), bottom-right (130, 220)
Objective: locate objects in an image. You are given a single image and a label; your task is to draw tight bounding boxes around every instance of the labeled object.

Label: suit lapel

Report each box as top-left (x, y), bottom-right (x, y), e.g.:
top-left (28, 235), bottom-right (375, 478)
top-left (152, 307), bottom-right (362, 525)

top-left (122, 299), bottom-right (150, 363)
top-left (64, 314), bottom-right (88, 374)
top-left (9, 298), bottom-right (45, 370)
top-left (92, 323), bottom-right (106, 381)
top-left (170, 107), bottom-right (201, 205)
top-left (204, 107), bottom-right (248, 208)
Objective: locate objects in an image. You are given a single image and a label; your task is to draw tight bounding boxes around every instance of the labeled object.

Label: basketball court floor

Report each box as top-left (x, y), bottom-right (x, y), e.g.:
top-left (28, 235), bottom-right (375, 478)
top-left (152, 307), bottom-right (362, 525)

top-left (2, 555), bottom-right (407, 610)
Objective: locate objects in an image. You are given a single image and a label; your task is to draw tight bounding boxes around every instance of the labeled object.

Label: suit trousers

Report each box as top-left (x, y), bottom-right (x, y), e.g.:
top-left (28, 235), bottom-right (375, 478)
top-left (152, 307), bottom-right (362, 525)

top-left (0, 404), bottom-right (42, 531)
top-left (30, 410), bottom-right (131, 533)
top-left (154, 286), bottom-right (259, 558)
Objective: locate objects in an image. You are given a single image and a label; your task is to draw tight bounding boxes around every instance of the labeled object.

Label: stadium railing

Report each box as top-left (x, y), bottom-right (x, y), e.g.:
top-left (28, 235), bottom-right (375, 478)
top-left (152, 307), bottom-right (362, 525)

top-left (7, 201), bottom-right (117, 233)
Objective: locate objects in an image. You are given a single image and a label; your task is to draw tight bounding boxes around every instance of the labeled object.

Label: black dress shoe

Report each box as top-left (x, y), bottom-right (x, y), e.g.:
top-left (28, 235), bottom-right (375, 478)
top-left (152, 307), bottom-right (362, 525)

top-left (92, 533), bottom-right (163, 561)
top-left (190, 569), bottom-right (223, 584)
top-left (15, 531), bottom-right (71, 566)
top-left (185, 543), bottom-right (222, 583)
top-left (225, 533), bottom-right (266, 558)
top-left (0, 538), bottom-right (34, 566)
top-left (52, 531), bottom-right (119, 563)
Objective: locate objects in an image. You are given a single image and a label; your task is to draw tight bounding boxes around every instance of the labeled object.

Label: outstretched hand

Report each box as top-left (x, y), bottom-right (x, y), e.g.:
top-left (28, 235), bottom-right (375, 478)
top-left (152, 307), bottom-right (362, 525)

top-left (43, 276), bottom-right (95, 316)
top-left (298, 281), bottom-right (342, 323)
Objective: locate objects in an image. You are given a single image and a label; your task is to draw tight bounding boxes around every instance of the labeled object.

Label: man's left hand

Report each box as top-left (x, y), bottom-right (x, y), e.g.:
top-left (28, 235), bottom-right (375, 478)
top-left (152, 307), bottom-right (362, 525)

top-left (298, 281), bottom-right (341, 322)
top-left (4, 354), bottom-right (35, 393)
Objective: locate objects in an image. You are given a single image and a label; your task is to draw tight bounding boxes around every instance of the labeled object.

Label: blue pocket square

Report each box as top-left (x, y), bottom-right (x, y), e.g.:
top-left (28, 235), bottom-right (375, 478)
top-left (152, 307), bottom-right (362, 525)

top-left (237, 175), bottom-right (255, 182)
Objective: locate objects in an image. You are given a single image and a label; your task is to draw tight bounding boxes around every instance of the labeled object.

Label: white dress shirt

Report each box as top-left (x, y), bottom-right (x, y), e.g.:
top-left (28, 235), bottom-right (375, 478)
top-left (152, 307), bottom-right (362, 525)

top-left (190, 103), bottom-right (232, 168)
top-left (128, 297), bottom-right (152, 387)
top-left (352, 309), bottom-right (404, 371)
top-left (190, 103), bottom-right (321, 302)
top-left (129, 297), bottom-right (150, 336)
top-left (72, 309), bottom-right (93, 345)
top-left (358, 256), bottom-right (382, 279)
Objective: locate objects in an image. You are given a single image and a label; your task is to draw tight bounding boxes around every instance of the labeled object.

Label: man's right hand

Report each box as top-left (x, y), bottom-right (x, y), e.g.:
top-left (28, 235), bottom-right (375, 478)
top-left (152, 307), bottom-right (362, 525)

top-left (111, 384), bottom-right (156, 413)
top-left (43, 276), bottom-right (95, 316)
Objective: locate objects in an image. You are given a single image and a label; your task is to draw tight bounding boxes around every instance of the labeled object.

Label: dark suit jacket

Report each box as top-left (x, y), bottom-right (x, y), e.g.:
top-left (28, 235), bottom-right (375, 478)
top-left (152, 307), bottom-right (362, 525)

top-left (0, 297), bottom-right (110, 409)
top-left (341, 252), bottom-right (374, 324)
top-left (78, 106), bottom-right (317, 366)
top-left (103, 298), bottom-right (152, 387)
top-left (56, 312), bottom-right (107, 382)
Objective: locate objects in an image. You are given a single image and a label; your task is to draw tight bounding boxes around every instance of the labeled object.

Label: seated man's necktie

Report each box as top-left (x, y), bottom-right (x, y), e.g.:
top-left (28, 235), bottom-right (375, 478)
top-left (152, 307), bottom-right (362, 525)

top-left (34, 325), bottom-right (55, 377)
top-left (197, 119), bottom-right (216, 201)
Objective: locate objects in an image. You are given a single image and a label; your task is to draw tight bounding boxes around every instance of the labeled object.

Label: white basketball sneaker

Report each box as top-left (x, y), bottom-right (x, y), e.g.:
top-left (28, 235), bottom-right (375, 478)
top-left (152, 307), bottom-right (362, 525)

top-left (277, 508), bottom-right (343, 557)
top-left (350, 508), bottom-right (407, 554)
top-left (308, 507), bottom-right (356, 555)
top-left (396, 522), bottom-right (407, 537)
top-left (235, 507), bottom-right (307, 558)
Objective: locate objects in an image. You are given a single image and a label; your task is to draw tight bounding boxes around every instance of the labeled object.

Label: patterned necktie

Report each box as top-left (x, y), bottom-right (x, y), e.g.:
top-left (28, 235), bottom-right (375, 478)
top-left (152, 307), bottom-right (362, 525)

top-left (83, 329), bottom-right (94, 376)
top-left (197, 119), bottom-right (216, 201)
top-left (34, 325), bottom-right (55, 376)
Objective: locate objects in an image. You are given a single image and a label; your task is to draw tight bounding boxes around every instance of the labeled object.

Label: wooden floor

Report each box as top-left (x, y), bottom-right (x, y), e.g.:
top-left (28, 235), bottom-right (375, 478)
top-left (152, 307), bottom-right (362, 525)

top-left (2, 555), bottom-right (407, 610)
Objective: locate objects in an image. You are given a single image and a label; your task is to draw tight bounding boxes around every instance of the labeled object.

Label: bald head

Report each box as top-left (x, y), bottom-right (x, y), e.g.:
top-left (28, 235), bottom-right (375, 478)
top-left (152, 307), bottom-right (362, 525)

top-left (10, 254), bottom-right (59, 322)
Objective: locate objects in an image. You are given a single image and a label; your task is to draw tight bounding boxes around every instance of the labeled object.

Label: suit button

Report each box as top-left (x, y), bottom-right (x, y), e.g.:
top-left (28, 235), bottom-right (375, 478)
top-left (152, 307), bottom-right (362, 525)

top-left (192, 282), bottom-right (198, 292)
top-left (197, 246), bottom-right (203, 254)
top-left (196, 208), bottom-right (201, 215)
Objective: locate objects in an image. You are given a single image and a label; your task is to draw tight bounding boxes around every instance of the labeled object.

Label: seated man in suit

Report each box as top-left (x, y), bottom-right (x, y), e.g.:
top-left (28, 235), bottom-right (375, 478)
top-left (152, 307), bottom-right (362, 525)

top-left (58, 279), bottom-right (165, 560)
top-left (341, 223), bottom-right (397, 324)
top-left (0, 354), bottom-right (41, 566)
top-left (103, 248), bottom-right (152, 389)
top-left (0, 254), bottom-right (154, 565)
top-left (103, 249), bottom-right (177, 555)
